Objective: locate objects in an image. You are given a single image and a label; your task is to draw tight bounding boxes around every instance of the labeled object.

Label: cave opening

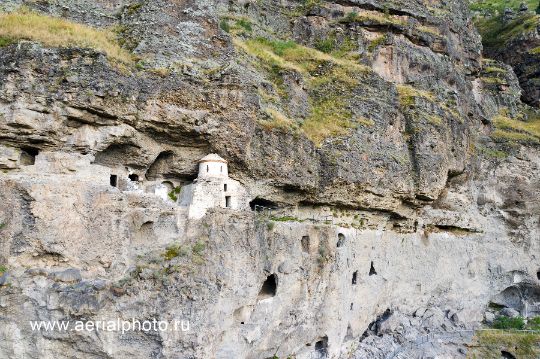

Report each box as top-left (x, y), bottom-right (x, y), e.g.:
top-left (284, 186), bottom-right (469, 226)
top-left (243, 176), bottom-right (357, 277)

top-left (301, 236), bottom-right (310, 253)
top-left (145, 150), bottom-right (174, 180)
top-left (537, 270), bottom-right (540, 280)
top-left (501, 350), bottom-right (516, 359)
top-left (257, 274), bottom-right (277, 300)
top-left (352, 271), bottom-right (358, 285)
top-left (128, 174), bottom-right (139, 181)
top-left (225, 196), bottom-right (231, 208)
top-left (249, 197), bottom-right (278, 211)
top-left (369, 261), bottom-right (377, 276)
top-left (110, 174), bottom-right (118, 187)
top-left (20, 147), bottom-right (39, 165)
top-left (337, 233), bottom-right (345, 247)
top-left (314, 336), bottom-right (328, 356)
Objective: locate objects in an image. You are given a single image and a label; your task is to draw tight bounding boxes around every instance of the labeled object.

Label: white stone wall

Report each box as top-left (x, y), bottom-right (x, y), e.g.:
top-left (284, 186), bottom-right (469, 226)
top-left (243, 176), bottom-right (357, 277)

top-left (181, 178), bottom-right (249, 219)
top-left (198, 160), bottom-right (228, 180)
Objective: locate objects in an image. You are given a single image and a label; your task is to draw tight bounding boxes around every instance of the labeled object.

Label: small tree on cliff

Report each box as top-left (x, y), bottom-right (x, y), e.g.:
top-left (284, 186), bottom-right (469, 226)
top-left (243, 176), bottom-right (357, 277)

top-left (537, 1), bottom-right (540, 14)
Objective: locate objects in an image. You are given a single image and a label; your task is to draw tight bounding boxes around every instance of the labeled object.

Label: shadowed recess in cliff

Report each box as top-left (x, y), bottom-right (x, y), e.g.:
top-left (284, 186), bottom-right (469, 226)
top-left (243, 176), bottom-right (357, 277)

top-left (258, 274), bottom-right (277, 300)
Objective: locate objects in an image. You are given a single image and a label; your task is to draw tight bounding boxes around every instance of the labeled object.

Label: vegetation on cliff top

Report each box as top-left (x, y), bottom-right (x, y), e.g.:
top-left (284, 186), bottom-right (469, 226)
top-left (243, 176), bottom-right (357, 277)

top-left (0, 8), bottom-right (133, 64)
top-left (474, 12), bottom-right (539, 49)
top-left (233, 35), bottom-right (372, 145)
top-left (470, 0), bottom-right (539, 50)
top-left (470, 0), bottom-right (538, 14)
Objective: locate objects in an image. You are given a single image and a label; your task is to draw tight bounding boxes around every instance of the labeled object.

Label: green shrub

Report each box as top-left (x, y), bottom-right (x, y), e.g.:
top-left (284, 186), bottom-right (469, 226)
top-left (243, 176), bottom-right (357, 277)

top-left (168, 186), bottom-right (182, 201)
top-left (315, 38), bottom-right (335, 53)
top-left (219, 19), bottom-right (230, 33)
top-left (0, 265), bottom-right (7, 274)
top-left (192, 240), bottom-right (205, 255)
top-left (162, 244), bottom-right (189, 261)
top-left (235, 18), bottom-right (252, 32)
top-left (527, 317), bottom-right (540, 330)
top-left (492, 316), bottom-right (525, 330)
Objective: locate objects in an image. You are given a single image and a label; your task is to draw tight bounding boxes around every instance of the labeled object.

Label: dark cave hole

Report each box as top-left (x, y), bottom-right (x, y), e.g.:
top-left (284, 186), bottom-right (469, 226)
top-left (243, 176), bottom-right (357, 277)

top-left (128, 174), bottom-right (139, 181)
top-left (249, 197), bottom-right (278, 211)
top-left (352, 271), bottom-right (358, 285)
top-left (20, 147), bottom-right (39, 165)
top-left (257, 274), bottom-right (277, 299)
top-left (537, 271), bottom-right (540, 280)
top-left (110, 174), bottom-right (118, 187)
top-left (369, 261), bottom-right (377, 276)
top-left (501, 350), bottom-right (516, 359)
top-left (314, 336), bottom-right (328, 355)
top-left (337, 233), bottom-right (345, 247)
top-left (301, 236), bottom-right (310, 253)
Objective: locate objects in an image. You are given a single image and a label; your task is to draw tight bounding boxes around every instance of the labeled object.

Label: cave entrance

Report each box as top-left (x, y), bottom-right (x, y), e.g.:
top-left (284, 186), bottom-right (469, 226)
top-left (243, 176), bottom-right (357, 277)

top-left (257, 274), bottom-right (277, 300)
top-left (301, 236), bottom-right (310, 253)
top-left (369, 261), bottom-right (377, 276)
top-left (337, 233), bottom-right (345, 247)
top-left (249, 198), bottom-right (278, 211)
top-left (20, 147), bottom-right (39, 165)
top-left (537, 270), bottom-right (540, 280)
top-left (225, 196), bottom-right (231, 208)
top-left (314, 336), bottom-right (328, 357)
top-left (352, 271), bottom-right (358, 285)
top-left (110, 174), bottom-right (118, 187)
top-left (501, 350), bottom-right (517, 359)
top-left (128, 174), bottom-right (139, 181)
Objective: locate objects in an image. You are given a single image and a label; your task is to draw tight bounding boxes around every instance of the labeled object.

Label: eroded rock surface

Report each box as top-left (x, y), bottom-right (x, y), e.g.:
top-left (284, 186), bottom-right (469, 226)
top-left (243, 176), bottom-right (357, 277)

top-left (0, 0), bottom-right (539, 358)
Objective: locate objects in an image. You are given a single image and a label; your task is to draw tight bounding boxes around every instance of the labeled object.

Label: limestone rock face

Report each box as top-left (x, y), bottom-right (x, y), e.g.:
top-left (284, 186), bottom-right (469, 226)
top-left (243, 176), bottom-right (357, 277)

top-left (0, 0), bottom-right (539, 358)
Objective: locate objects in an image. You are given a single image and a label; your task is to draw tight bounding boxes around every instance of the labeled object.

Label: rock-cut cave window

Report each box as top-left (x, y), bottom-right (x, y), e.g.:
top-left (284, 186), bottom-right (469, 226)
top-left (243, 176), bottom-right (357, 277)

top-left (369, 261), bottom-right (377, 276)
top-left (20, 147), bottom-right (39, 166)
top-left (337, 233), bottom-right (345, 247)
top-left (258, 274), bottom-right (277, 300)
top-left (352, 271), bottom-right (358, 285)
top-left (225, 196), bottom-right (231, 208)
top-left (314, 336), bottom-right (328, 356)
top-left (110, 175), bottom-right (118, 187)
top-left (301, 236), bottom-right (310, 253)
top-left (128, 174), bottom-right (139, 182)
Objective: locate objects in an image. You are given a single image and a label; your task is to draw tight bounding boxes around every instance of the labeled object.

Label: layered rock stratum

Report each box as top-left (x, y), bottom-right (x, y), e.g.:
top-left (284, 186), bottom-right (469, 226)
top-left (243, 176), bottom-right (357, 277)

top-left (0, 0), bottom-right (539, 358)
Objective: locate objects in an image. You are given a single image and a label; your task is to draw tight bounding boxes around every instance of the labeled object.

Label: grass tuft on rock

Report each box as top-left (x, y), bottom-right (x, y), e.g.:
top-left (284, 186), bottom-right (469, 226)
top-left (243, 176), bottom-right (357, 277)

top-left (0, 8), bottom-right (133, 64)
top-left (491, 109), bottom-right (540, 144)
top-left (234, 36), bottom-right (371, 145)
top-left (469, 330), bottom-right (540, 358)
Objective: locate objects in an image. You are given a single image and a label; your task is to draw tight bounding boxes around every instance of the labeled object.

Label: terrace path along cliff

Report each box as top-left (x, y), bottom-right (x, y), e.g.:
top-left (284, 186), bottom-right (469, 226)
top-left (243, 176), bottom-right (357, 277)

top-left (0, 0), bottom-right (540, 358)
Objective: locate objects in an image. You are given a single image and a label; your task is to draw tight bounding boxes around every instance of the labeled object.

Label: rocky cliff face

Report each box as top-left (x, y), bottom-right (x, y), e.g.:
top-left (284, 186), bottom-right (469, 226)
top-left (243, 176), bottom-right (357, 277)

top-left (471, 1), bottom-right (540, 107)
top-left (0, 0), bottom-right (540, 358)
